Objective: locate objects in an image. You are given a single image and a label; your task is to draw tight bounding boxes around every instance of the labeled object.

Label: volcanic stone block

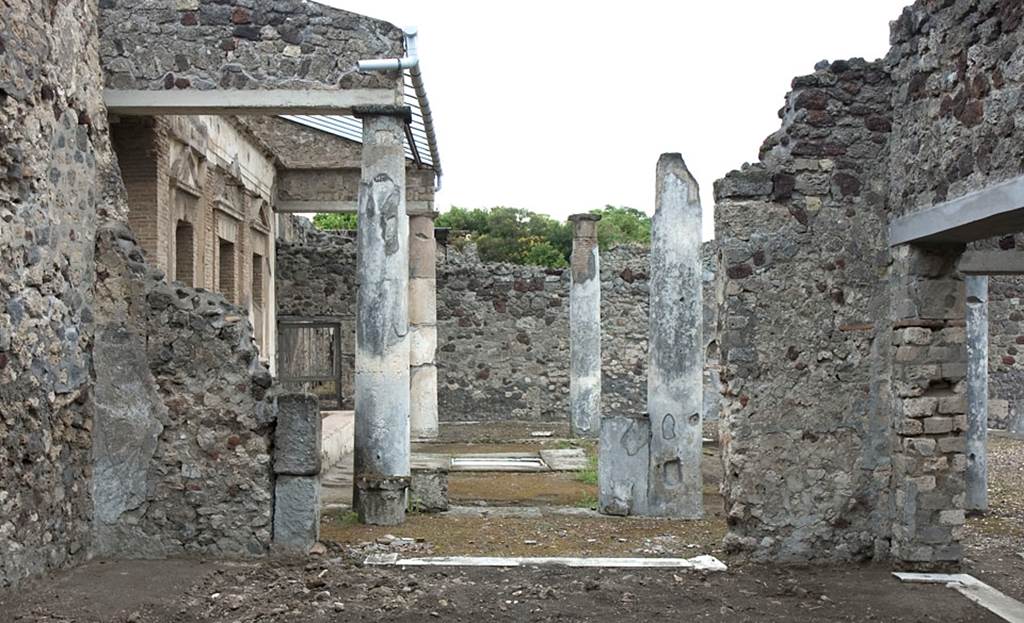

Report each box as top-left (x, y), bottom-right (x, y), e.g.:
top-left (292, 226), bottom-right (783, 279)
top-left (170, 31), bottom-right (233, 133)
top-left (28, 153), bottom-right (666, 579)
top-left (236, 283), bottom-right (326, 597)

top-left (410, 456), bottom-right (449, 513)
top-left (355, 475), bottom-right (410, 526)
top-left (274, 393), bottom-right (322, 476)
top-left (598, 415), bottom-right (650, 516)
top-left (272, 475), bottom-right (320, 554)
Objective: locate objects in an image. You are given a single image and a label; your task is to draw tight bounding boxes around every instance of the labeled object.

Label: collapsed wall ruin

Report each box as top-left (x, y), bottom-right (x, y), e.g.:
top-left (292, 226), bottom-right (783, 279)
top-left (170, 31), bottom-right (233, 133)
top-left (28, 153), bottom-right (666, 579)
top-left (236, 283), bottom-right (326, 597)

top-left (2, 0), bottom-right (403, 587)
top-left (3, 0), bottom-right (1023, 588)
top-left (716, 0), bottom-right (1024, 565)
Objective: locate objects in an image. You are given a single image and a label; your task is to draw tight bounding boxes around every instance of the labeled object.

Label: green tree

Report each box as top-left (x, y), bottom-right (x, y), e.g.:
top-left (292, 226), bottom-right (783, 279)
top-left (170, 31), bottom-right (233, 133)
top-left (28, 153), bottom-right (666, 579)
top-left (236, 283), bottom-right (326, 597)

top-left (313, 212), bottom-right (357, 230)
top-left (589, 206), bottom-right (651, 249)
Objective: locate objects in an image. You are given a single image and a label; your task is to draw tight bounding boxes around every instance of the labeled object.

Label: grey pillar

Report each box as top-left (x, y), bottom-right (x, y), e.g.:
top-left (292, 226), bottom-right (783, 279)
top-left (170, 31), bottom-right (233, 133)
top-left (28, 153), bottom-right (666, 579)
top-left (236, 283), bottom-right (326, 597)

top-left (409, 210), bottom-right (439, 440)
top-left (965, 274), bottom-right (988, 513)
top-left (569, 213), bottom-right (602, 438)
top-left (353, 113), bottom-right (411, 525)
top-left (646, 153), bottom-right (703, 518)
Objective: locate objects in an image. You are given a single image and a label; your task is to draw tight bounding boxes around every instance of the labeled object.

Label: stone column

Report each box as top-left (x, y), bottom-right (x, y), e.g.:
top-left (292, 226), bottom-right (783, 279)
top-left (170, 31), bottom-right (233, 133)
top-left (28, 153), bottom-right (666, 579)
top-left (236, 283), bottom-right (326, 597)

top-left (965, 274), bottom-right (988, 513)
top-left (646, 153), bottom-right (703, 518)
top-left (353, 112), bottom-right (411, 525)
top-left (569, 213), bottom-right (602, 438)
top-left (409, 210), bottom-right (439, 440)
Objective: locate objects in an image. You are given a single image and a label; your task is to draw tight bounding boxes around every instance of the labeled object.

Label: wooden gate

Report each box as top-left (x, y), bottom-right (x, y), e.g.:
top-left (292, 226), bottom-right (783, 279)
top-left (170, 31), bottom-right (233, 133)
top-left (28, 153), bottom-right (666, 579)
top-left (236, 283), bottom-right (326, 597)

top-left (277, 316), bottom-right (350, 409)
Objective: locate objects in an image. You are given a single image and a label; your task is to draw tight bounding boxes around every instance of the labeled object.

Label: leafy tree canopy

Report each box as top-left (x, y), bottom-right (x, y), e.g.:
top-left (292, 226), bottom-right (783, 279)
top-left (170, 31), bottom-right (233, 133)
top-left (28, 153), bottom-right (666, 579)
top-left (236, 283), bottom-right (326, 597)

top-left (311, 205), bottom-right (650, 269)
top-left (312, 212), bottom-right (357, 230)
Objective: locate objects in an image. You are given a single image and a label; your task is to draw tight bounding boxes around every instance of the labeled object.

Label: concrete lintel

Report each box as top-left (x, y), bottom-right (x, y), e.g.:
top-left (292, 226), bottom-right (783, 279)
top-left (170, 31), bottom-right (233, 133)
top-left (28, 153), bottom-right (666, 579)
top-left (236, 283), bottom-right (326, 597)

top-left (889, 175), bottom-right (1024, 246)
top-left (958, 250), bottom-right (1024, 275)
top-left (275, 200), bottom-right (433, 214)
top-left (104, 88), bottom-right (399, 115)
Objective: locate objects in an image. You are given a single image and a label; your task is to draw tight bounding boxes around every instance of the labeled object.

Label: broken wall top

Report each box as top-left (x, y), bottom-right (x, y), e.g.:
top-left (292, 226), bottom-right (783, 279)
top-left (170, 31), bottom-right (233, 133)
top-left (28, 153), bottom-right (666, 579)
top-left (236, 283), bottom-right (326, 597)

top-left (886, 0), bottom-right (1024, 217)
top-left (98, 0), bottom-right (404, 92)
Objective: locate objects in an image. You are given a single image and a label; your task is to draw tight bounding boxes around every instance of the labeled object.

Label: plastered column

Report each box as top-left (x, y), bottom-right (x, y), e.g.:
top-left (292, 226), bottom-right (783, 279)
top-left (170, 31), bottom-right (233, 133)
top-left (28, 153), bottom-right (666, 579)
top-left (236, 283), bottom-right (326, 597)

top-left (353, 113), bottom-right (410, 525)
top-left (646, 153), bottom-right (703, 518)
top-left (965, 274), bottom-right (988, 513)
top-left (409, 210), bottom-right (439, 440)
top-left (569, 213), bottom-right (602, 438)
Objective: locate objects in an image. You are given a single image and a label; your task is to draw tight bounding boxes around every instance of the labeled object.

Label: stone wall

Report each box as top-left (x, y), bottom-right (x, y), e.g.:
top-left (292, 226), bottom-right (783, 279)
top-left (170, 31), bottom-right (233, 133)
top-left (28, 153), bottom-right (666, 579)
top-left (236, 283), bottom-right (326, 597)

top-left (0, 0), bottom-right (116, 588)
top-left (91, 224), bottom-right (276, 558)
top-left (887, 0), bottom-right (1024, 216)
top-left (715, 58), bottom-right (896, 562)
top-left (989, 239), bottom-right (1024, 431)
top-left (275, 231), bottom-right (719, 423)
top-left (97, 0), bottom-right (403, 92)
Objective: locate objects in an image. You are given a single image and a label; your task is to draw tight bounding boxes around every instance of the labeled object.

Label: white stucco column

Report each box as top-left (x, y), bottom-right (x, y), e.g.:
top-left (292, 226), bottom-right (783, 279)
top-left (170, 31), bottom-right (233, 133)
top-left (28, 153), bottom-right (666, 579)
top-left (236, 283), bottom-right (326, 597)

top-left (409, 210), bottom-right (439, 440)
top-left (353, 112), bottom-right (410, 525)
top-left (569, 213), bottom-right (602, 438)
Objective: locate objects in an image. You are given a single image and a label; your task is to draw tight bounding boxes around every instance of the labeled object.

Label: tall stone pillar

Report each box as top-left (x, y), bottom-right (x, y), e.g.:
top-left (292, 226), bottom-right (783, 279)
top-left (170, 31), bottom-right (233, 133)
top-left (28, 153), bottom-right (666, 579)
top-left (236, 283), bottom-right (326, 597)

top-left (409, 210), bottom-right (439, 440)
top-left (646, 153), bottom-right (703, 518)
top-left (353, 112), bottom-right (410, 525)
top-left (965, 274), bottom-right (988, 513)
top-left (569, 213), bottom-right (602, 438)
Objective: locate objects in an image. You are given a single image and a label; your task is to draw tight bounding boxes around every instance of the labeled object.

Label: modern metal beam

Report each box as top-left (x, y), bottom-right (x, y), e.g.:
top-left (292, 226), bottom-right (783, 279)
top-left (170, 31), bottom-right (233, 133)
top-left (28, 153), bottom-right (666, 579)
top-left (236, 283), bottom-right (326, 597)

top-left (275, 200), bottom-right (433, 214)
top-left (889, 175), bottom-right (1024, 246)
top-left (104, 88), bottom-right (400, 116)
top-left (958, 250), bottom-right (1024, 275)
top-left (275, 200), bottom-right (357, 214)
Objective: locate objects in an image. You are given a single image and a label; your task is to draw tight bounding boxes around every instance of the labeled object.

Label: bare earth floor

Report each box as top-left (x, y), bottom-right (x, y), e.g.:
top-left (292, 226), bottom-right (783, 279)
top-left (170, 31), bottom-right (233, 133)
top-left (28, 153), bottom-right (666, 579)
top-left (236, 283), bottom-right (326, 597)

top-left (2, 433), bottom-right (1021, 622)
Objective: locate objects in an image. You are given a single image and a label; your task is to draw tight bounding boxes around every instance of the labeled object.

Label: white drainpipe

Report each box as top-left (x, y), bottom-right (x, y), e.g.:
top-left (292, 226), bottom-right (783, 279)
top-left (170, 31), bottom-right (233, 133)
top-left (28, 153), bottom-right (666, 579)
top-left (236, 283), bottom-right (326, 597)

top-left (357, 28), bottom-right (442, 192)
top-left (358, 27), bottom-right (420, 72)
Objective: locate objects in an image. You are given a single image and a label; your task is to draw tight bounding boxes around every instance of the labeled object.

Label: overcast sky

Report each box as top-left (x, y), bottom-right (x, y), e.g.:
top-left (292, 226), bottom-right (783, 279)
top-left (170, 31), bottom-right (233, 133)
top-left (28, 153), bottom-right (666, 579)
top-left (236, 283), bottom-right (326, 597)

top-left (325, 0), bottom-right (908, 239)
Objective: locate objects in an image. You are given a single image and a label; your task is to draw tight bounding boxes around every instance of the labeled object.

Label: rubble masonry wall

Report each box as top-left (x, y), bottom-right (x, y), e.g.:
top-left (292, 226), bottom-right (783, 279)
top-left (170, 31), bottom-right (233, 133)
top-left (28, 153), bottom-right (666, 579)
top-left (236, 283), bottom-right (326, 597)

top-left (0, 0), bottom-right (113, 587)
top-left (714, 58), bottom-right (896, 561)
top-left (97, 0), bottom-right (403, 92)
top-left (91, 224), bottom-right (276, 558)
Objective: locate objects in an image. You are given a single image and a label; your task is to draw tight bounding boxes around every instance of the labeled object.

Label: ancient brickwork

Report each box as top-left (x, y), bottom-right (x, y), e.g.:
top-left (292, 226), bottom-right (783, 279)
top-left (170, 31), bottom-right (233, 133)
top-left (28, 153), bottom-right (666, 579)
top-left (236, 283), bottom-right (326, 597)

top-left (276, 231), bottom-right (718, 422)
top-left (887, 0), bottom-right (1024, 214)
top-left (715, 59), bottom-right (896, 561)
top-left (0, 0), bottom-right (118, 588)
top-left (97, 0), bottom-right (403, 92)
top-left (91, 224), bottom-right (276, 558)
top-left (887, 245), bottom-right (967, 566)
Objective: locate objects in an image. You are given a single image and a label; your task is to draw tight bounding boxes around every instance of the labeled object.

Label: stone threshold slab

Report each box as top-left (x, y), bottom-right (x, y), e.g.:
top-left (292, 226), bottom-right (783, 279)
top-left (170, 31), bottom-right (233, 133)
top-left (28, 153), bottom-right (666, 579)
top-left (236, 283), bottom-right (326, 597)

top-left (414, 448), bottom-right (588, 473)
top-left (365, 553), bottom-right (727, 571)
top-left (894, 572), bottom-right (1024, 623)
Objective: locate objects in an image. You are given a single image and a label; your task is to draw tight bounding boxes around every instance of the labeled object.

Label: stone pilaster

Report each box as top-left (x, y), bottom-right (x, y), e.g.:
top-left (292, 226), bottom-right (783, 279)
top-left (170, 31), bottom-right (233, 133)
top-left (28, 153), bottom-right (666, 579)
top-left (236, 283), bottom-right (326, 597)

top-left (353, 113), bottom-right (410, 525)
top-left (568, 213), bottom-right (602, 438)
top-left (890, 245), bottom-right (966, 568)
top-left (409, 210), bottom-right (439, 440)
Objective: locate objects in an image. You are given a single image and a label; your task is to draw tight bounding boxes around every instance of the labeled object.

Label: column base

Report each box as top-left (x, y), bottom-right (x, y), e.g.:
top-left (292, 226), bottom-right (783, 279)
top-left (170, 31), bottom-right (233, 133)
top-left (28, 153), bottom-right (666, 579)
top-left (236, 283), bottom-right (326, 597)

top-left (355, 475), bottom-right (410, 525)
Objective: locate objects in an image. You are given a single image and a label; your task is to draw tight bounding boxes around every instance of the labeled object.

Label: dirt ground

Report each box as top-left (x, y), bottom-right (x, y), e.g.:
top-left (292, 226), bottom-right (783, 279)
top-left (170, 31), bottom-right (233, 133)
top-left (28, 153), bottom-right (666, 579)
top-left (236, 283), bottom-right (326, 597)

top-left (2, 434), bottom-right (1022, 622)
top-left (960, 434), bottom-right (1024, 601)
top-left (0, 555), bottom-right (1002, 622)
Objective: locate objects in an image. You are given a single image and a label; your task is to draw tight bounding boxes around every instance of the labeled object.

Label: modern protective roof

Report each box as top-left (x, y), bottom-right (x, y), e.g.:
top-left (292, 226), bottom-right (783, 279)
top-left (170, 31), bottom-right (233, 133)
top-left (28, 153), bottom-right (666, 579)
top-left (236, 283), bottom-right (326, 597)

top-left (280, 69), bottom-right (441, 186)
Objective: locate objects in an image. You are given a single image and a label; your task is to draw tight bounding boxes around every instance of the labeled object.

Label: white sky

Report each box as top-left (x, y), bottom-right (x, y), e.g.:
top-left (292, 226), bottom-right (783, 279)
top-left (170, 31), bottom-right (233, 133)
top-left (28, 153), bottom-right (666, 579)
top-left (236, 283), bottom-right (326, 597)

top-left (325, 0), bottom-right (908, 239)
